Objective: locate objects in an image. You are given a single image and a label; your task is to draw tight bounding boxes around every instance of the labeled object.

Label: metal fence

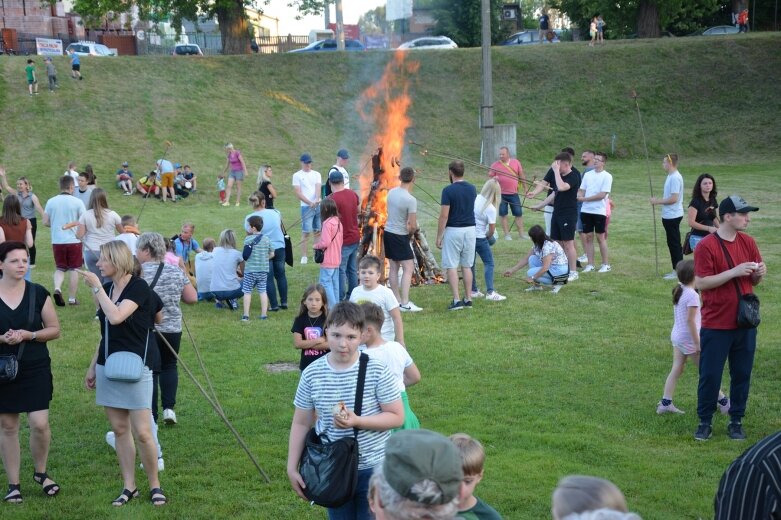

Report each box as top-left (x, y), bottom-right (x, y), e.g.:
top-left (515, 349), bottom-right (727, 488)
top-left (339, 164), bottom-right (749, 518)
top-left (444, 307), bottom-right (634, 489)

top-left (254, 35), bottom-right (309, 54)
top-left (11, 31), bottom-right (133, 55)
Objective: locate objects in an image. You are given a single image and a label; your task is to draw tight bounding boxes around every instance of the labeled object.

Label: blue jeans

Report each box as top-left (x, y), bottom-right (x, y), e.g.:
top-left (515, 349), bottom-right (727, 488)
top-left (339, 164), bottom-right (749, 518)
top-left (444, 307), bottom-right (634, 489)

top-left (697, 327), bottom-right (757, 423)
top-left (327, 466), bottom-right (374, 520)
top-left (471, 237), bottom-right (495, 293)
top-left (211, 288), bottom-right (243, 302)
top-left (690, 233), bottom-right (705, 251)
top-left (319, 268), bottom-right (339, 310)
top-left (527, 255), bottom-right (569, 285)
top-left (339, 242), bottom-right (359, 301)
top-left (266, 247), bottom-right (288, 309)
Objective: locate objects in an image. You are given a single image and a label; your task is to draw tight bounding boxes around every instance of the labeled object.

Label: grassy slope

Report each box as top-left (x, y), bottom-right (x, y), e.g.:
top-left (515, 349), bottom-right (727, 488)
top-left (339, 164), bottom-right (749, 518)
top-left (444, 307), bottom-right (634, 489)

top-left (0, 34), bottom-right (779, 519)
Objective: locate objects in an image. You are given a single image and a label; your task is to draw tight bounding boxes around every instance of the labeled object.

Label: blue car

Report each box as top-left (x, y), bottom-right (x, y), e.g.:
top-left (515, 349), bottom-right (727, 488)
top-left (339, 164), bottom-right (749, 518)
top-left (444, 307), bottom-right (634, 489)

top-left (288, 39), bottom-right (365, 53)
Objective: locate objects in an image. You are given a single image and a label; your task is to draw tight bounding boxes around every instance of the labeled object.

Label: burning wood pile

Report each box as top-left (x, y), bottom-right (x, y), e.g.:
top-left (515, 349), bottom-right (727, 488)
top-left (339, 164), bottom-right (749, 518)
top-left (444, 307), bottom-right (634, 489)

top-left (358, 147), bottom-right (443, 285)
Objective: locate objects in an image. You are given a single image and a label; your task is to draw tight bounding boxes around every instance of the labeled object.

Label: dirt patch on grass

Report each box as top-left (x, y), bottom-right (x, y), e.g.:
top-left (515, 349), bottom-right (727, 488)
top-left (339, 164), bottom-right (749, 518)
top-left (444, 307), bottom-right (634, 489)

top-left (265, 362), bottom-right (299, 373)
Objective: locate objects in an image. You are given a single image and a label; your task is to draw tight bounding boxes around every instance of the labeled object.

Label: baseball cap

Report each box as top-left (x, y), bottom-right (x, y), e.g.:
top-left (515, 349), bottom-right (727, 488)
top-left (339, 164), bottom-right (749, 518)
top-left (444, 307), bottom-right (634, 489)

top-left (383, 429), bottom-right (463, 506)
top-left (174, 163), bottom-right (181, 168)
top-left (122, 162), bottom-right (129, 167)
top-left (328, 170), bottom-right (344, 184)
top-left (337, 149), bottom-right (350, 160)
top-left (719, 195), bottom-right (759, 218)
top-left (300, 153), bottom-right (313, 164)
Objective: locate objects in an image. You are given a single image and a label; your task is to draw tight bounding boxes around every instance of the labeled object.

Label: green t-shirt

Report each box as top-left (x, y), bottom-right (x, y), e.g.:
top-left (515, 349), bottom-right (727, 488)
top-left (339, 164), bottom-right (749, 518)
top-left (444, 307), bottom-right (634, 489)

top-left (458, 497), bottom-right (503, 520)
top-left (25, 64), bottom-right (35, 81)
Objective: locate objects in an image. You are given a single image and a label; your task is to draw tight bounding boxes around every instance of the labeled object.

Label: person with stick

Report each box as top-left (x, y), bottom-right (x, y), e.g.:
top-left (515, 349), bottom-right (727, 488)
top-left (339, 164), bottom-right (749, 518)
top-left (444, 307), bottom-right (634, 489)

top-left (43, 176), bottom-right (86, 306)
top-left (651, 153), bottom-right (685, 280)
top-left (693, 195), bottom-right (765, 442)
top-left (488, 146), bottom-right (527, 241)
top-left (471, 179), bottom-right (506, 301)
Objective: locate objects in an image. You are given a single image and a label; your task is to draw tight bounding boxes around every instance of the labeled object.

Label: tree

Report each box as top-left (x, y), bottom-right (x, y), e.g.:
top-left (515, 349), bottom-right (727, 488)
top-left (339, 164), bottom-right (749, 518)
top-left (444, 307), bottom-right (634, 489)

top-left (432, 0), bottom-right (512, 47)
top-left (358, 5), bottom-right (390, 35)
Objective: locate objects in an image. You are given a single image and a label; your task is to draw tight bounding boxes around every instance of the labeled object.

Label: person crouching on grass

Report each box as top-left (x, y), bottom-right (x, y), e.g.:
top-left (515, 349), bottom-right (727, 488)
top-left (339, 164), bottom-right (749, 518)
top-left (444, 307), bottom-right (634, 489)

top-left (287, 301), bottom-right (403, 519)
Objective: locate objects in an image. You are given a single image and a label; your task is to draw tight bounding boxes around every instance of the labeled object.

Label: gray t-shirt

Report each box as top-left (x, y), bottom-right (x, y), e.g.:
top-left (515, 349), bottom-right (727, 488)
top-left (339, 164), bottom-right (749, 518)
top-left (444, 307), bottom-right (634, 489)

top-left (384, 187), bottom-right (416, 236)
top-left (141, 262), bottom-right (190, 333)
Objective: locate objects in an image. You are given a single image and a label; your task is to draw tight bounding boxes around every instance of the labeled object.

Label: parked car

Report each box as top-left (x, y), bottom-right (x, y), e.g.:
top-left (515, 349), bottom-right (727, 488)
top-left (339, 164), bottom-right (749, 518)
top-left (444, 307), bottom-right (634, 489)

top-left (288, 39), bottom-right (365, 53)
top-left (501, 30), bottom-right (563, 45)
top-left (172, 43), bottom-right (203, 56)
top-left (397, 36), bottom-right (458, 50)
top-left (701, 25), bottom-right (740, 35)
top-left (65, 42), bottom-right (116, 56)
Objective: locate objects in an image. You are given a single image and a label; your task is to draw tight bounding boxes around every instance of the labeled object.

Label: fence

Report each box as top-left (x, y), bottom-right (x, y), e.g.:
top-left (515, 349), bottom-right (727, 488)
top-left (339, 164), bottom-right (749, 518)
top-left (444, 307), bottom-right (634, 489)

top-left (10, 30), bottom-right (134, 55)
top-left (255, 35), bottom-right (309, 54)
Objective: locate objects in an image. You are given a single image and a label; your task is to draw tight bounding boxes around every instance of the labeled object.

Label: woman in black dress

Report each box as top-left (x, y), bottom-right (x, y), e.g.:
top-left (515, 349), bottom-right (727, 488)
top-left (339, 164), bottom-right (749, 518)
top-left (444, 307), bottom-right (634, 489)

top-left (0, 241), bottom-right (61, 503)
top-left (81, 241), bottom-right (167, 507)
top-left (687, 173), bottom-right (719, 252)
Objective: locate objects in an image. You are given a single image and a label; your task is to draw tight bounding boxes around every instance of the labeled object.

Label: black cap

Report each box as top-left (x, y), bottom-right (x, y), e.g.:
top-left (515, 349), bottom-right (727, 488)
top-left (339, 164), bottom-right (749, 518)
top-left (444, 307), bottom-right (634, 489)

top-left (719, 195), bottom-right (759, 218)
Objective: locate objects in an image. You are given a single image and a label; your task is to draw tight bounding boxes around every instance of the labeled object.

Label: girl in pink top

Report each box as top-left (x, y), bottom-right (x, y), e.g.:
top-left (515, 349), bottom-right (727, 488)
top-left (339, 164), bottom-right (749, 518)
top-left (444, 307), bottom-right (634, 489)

top-left (313, 198), bottom-right (342, 310)
top-left (658, 260), bottom-right (728, 414)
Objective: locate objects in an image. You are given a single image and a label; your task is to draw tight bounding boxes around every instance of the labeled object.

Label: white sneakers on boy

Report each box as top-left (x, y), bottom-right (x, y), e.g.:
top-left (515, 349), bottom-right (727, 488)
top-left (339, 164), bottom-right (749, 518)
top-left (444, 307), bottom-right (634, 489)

top-left (163, 408), bottom-right (177, 425)
top-left (582, 264), bottom-right (596, 273)
top-left (598, 264), bottom-right (612, 273)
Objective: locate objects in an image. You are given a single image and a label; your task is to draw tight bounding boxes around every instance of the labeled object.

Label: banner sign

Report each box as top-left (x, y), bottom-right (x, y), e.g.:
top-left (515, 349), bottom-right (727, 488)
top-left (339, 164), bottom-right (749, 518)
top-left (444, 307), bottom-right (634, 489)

top-left (36, 38), bottom-right (63, 56)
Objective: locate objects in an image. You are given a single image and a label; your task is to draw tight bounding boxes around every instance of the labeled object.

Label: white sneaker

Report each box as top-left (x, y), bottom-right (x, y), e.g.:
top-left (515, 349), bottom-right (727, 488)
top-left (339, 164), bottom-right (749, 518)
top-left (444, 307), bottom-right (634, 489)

top-left (663, 271), bottom-right (677, 280)
top-left (582, 264), bottom-right (595, 273)
top-left (485, 291), bottom-right (506, 301)
top-left (520, 235), bottom-right (530, 240)
top-left (550, 285), bottom-right (563, 294)
top-left (598, 264), bottom-right (612, 273)
top-left (140, 457), bottom-right (165, 471)
top-left (402, 301), bottom-right (423, 312)
top-left (568, 271), bottom-right (579, 282)
top-left (525, 285), bottom-right (543, 292)
top-left (504, 234), bottom-right (512, 241)
top-left (300, 256), bottom-right (308, 265)
top-left (105, 431), bottom-right (116, 450)
top-left (577, 254), bottom-right (588, 263)
top-left (471, 290), bottom-right (485, 298)
top-left (163, 408), bottom-right (177, 425)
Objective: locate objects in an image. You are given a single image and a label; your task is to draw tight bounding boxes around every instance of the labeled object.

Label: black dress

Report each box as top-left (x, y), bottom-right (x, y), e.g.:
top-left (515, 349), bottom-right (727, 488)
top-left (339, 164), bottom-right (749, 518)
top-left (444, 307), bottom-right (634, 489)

top-left (0, 283), bottom-right (52, 413)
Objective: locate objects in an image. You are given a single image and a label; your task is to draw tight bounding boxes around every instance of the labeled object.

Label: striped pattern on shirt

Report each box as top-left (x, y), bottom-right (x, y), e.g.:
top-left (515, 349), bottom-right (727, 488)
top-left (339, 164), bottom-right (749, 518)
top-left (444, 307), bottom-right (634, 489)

top-left (714, 430), bottom-right (781, 519)
top-left (294, 354), bottom-right (400, 470)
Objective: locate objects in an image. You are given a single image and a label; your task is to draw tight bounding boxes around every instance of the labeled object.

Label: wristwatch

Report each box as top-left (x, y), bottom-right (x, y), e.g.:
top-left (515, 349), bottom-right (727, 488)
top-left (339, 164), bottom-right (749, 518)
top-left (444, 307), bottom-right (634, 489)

top-left (92, 286), bottom-right (100, 294)
top-left (31, 332), bottom-right (37, 341)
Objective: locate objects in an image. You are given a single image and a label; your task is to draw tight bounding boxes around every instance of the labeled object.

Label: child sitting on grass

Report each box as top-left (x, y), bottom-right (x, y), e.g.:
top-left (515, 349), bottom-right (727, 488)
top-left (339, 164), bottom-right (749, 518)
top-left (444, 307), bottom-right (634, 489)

top-left (291, 284), bottom-right (329, 370)
top-left (350, 254), bottom-right (405, 346)
top-left (241, 215), bottom-right (273, 322)
top-left (116, 215), bottom-right (139, 256)
top-left (358, 301), bottom-right (420, 430)
top-left (450, 433), bottom-right (503, 519)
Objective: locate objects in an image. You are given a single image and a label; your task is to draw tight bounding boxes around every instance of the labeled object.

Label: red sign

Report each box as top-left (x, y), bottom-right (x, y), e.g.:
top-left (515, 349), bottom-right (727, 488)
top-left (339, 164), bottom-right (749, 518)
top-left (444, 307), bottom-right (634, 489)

top-left (328, 24), bottom-right (360, 40)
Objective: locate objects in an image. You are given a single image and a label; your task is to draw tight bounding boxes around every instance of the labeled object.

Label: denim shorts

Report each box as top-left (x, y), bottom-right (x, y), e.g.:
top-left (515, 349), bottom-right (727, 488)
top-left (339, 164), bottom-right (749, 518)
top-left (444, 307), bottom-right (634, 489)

top-left (499, 193), bottom-right (523, 217)
top-left (301, 205), bottom-right (321, 233)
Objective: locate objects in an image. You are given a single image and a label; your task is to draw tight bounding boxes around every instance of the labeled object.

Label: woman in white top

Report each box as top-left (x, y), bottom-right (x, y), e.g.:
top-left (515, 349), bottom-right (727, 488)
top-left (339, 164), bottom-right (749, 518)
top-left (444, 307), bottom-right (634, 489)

top-left (77, 188), bottom-right (123, 283)
top-left (208, 229), bottom-right (245, 309)
top-left (471, 179), bottom-right (506, 301)
top-left (504, 224), bottom-right (569, 293)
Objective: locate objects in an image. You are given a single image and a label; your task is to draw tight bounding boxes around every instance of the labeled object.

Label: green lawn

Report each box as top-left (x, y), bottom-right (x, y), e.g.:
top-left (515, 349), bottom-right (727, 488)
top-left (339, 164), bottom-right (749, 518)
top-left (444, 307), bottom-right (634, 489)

top-left (0, 34), bottom-right (779, 519)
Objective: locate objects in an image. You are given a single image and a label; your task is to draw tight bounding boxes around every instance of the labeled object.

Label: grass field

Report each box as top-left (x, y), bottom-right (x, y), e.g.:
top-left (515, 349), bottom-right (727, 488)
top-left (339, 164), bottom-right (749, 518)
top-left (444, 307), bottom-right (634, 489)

top-left (0, 34), bottom-right (779, 519)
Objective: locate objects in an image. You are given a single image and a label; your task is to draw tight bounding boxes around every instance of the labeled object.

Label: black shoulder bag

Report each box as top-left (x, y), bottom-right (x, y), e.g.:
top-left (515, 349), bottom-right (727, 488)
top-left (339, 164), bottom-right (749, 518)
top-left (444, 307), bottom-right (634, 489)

top-left (299, 353), bottom-right (368, 508)
top-left (716, 235), bottom-right (760, 329)
top-left (242, 233), bottom-right (263, 261)
top-left (280, 215), bottom-right (294, 267)
top-left (314, 222), bottom-right (341, 264)
top-left (0, 282), bottom-right (37, 384)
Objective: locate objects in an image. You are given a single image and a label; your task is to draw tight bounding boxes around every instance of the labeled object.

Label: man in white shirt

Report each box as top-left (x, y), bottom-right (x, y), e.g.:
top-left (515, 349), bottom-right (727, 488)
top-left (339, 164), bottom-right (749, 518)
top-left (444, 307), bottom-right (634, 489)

top-left (292, 153), bottom-right (321, 264)
top-left (577, 152), bottom-right (613, 273)
top-left (325, 148), bottom-right (351, 197)
top-left (651, 153), bottom-right (684, 279)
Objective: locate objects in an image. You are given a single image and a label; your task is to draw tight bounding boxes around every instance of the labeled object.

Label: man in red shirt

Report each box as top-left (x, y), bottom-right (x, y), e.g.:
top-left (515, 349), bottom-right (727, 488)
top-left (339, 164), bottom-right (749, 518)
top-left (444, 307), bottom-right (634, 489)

top-left (488, 146), bottom-right (527, 241)
top-left (328, 170), bottom-right (360, 301)
top-left (694, 195), bottom-right (766, 442)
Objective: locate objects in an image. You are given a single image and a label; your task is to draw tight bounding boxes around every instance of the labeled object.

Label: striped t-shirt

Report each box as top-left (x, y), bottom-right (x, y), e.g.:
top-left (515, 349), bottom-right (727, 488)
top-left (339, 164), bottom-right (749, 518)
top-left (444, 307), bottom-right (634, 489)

top-left (243, 234), bottom-right (271, 273)
top-left (294, 354), bottom-right (400, 470)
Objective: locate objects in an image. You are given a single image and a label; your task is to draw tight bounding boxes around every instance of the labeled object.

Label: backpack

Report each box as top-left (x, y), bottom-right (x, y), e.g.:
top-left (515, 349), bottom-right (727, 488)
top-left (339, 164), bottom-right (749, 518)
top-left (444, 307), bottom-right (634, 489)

top-left (242, 234), bottom-right (263, 261)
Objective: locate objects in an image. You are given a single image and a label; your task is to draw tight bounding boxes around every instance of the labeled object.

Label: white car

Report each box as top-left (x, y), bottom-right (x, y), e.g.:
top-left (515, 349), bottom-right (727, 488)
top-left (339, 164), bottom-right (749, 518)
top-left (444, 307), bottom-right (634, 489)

top-left (172, 43), bottom-right (204, 56)
top-left (398, 36), bottom-right (458, 50)
top-left (65, 42), bottom-right (116, 57)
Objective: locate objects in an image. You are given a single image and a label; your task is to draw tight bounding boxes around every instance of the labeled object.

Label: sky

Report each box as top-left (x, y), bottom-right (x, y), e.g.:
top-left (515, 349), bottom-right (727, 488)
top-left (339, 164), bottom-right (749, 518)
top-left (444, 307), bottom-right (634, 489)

top-left (261, 0), bottom-right (386, 35)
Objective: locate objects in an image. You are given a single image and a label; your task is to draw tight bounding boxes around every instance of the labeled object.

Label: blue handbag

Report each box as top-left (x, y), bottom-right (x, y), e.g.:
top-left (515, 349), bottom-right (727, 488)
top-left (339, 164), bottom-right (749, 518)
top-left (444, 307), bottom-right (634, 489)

top-left (103, 284), bottom-right (149, 383)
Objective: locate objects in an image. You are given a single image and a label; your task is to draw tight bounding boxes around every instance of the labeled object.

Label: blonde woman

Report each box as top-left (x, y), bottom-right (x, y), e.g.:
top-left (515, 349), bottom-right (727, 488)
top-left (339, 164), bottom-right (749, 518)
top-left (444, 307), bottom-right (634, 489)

top-left (0, 168), bottom-right (45, 267)
top-left (471, 178), bottom-right (505, 301)
top-left (256, 165), bottom-right (276, 209)
top-left (221, 143), bottom-right (247, 207)
top-left (76, 188), bottom-right (123, 284)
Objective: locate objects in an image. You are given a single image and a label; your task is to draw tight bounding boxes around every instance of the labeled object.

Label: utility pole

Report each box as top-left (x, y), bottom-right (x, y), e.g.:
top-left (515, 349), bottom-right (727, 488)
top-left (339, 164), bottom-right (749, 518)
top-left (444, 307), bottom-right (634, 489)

top-left (324, 0), bottom-right (330, 29)
top-left (335, 0), bottom-right (345, 50)
top-left (480, 0), bottom-right (495, 165)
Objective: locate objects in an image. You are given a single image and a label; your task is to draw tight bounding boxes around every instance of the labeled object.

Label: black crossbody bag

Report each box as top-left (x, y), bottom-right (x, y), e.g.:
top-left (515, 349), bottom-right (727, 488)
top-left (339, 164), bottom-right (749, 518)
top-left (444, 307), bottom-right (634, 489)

top-left (0, 282), bottom-right (36, 384)
top-left (716, 235), bottom-right (760, 329)
top-left (299, 353), bottom-right (368, 508)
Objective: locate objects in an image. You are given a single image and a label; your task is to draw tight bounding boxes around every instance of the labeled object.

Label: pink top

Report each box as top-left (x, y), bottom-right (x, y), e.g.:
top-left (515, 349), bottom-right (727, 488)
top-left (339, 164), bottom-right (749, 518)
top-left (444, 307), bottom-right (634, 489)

top-left (228, 150), bottom-right (244, 172)
top-left (670, 286), bottom-right (700, 348)
top-left (314, 216), bottom-right (343, 268)
top-left (489, 158), bottom-right (523, 195)
top-left (164, 251), bottom-right (180, 266)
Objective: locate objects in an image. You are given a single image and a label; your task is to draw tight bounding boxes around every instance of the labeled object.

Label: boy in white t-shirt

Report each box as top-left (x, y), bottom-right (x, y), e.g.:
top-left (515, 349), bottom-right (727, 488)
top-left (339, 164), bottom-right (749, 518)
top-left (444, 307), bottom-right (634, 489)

top-left (349, 255), bottom-right (405, 345)
top-left (116, 215), bottom-right (140, 256)
top-left (359, 302), bottom-right (420, 430)
top-left (576, 151), bottom-right (613, 273)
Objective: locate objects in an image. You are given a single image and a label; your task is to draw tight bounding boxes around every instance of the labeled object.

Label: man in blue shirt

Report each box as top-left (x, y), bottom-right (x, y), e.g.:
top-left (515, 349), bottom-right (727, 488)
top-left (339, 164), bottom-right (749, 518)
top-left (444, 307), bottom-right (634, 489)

top-left (437, 161), bottom-right (477, 311)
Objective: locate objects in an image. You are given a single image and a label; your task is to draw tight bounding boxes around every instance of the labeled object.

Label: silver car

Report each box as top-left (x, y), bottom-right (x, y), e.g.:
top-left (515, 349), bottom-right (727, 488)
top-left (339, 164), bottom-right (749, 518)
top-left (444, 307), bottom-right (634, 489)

top-left (397, 36), bottom-right (458, 50)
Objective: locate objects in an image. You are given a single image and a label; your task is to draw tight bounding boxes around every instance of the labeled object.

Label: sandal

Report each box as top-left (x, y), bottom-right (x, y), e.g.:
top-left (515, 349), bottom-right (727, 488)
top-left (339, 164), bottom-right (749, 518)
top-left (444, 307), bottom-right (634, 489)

top-left (33, 471), bottom-right (60, 497)
top-left (150, 487), bottom-right (167, 506)
top-left (4, 484), bottom-right (22, 504)
top-left (112, 488), bottom-right (138, 507)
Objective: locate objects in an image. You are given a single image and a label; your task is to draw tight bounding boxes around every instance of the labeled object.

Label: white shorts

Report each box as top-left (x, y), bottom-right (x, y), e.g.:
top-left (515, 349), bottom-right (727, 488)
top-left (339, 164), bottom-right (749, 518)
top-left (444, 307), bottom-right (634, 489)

top-left (442, 226), bottom-right (476, 269)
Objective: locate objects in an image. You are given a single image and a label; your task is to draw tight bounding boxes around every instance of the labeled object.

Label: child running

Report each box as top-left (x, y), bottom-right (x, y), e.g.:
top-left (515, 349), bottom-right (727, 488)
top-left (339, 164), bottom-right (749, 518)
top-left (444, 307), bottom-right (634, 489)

top-left (291, 284), bottom-right (329, 370)
top-left (217, 174), bottom-right (226, 204)
top-left (350, 254), bottom-right (405, 346)
top-left (358, 302), bottom-right (420, 430)
top-left (450, 433), bottom-right (503, 519)
top-left (241, 215), bottom-right (273, 322)
top-left (657, 259), bottom-right (729, 415)
top-left (313, 198), bottom-right (342, 309)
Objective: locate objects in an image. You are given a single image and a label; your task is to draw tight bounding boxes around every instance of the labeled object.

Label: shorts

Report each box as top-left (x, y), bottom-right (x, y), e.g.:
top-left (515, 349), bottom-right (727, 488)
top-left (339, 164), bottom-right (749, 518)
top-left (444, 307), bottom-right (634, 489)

top-left (161, 172), bottom-right (175, 188)
top-left (499, 193), bottom-right (523, 217)
top-left (242, 271), bottom-right (268, 294)
top-left (72, 64), bottom-right (80, 71)
top-left (550, 212), bottom-right (577, 241)
top-left (53, 243), bottom-right (83, 270)
top-left (580, 212), bottom-right (607, 234)
top-left (229, 169), bottom-right (245, 181)
top-left (383, 231), bottom-right (414, 261)
top-left (673, 341), bottom-right (698, 356)
top-left (301, 205), bottom-right (321, 233)
top-left (441, 226), bottom-right (476, 269)
top-left (28, 79), bottom-right (37, 85)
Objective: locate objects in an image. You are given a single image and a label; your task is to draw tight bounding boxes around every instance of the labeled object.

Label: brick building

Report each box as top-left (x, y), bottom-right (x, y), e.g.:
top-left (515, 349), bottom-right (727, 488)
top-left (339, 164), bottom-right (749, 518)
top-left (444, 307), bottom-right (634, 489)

top-left (0, 0), bottom-right (73, 37)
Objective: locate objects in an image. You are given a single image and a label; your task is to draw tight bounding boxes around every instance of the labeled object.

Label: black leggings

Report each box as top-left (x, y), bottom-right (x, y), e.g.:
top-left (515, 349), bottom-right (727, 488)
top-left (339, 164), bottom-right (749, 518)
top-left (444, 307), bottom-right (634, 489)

top-left (662, 217), bottom-right (683, 270)
top-left (29, 217), bottom-right (37, 265)
top-left (151, 331), bottom-right (182, 419)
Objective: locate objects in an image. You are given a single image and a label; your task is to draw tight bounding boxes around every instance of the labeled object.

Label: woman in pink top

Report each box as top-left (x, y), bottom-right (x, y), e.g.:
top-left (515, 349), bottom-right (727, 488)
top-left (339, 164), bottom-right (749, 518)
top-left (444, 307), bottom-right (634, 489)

top-left (221, 143), bottom-right (247, 207)
top-left (313, 199), bottom-right (342, 310)
top-left (657, 259), bottom-right (728, 415)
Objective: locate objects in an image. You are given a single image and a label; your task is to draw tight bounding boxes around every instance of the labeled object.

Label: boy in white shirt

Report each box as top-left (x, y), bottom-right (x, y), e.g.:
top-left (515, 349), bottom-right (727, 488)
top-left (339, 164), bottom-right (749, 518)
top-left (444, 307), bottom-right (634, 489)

top-left (349, 255), bottom-right (405, 345)
top-left (576, 151), bottom-right (613, 273)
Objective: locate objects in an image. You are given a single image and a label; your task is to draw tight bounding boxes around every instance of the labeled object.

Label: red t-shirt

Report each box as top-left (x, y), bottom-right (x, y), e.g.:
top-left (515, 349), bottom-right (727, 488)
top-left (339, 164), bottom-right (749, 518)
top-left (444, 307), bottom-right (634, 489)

top-left (329, 189), bottom-right (360, 246)
top-left (489, 158), bottom-right (523, 195)
top-left (695, 232), bottom-right (761, 330)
